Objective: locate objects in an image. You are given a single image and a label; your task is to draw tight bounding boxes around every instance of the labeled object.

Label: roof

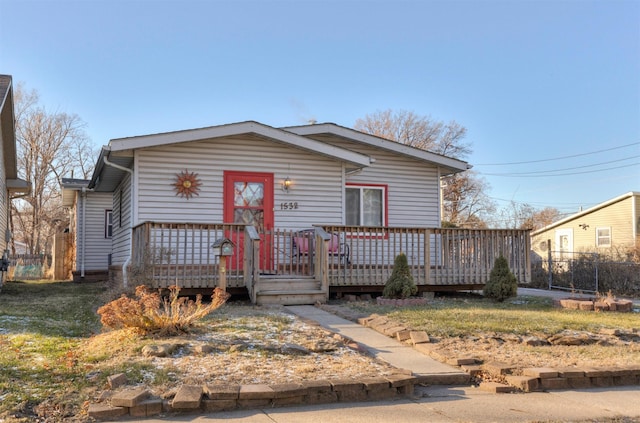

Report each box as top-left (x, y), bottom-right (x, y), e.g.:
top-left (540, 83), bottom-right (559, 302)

top-left (1, 75), bottom-right (17, 179)
top-left (89, 120), bottom-right (470, 191)
top-left (0, 74), bottom-right (31, 196)
top-left (89, 121), bottom-right (373, 191)
top-left (61, 178), bottom-right (90, 207)
top-left (282, 122), bottom-right (471, 175)
top-left (531, 191), bottom-right (640, 235)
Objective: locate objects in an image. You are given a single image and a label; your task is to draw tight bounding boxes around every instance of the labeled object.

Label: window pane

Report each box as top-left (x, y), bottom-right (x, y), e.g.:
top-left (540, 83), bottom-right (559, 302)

top-left (234, 182), bottom-right (264, 207)
top-left (105, 210), bottom-right (113, 238)
top-left (597, 228), bottom-right (611, 246)
top-left (345, 188), bottom-right (360, 225)
top-left (363, 188), bottom-right (383, 226)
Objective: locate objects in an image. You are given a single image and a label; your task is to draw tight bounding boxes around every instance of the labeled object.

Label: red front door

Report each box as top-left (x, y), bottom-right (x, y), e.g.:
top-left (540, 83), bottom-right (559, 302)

top-left (223, 171), bottom-right (274, 270)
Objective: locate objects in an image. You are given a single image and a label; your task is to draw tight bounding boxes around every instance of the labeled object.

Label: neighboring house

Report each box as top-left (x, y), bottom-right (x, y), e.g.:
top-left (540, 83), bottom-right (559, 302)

top-left (60, 178), bottom-right (113, 281)
top-left (87, 121), bottom-right (530, 304)
top-left (0, 75), bottom-right (31, 282)
top-left (531, 191), bottom-right (640, 261)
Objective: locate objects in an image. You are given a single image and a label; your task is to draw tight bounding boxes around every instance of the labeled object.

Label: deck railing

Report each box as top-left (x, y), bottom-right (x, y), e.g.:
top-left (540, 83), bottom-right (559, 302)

top-left (320, 226), bottom-right (531, 286)
top-left (130, 222), bottom-right (531, 289)
top-left (131, 222), bottom-right (247, 288)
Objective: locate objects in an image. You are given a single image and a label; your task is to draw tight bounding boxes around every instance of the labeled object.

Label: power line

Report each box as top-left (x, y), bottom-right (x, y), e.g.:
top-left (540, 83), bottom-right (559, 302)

top-left (475, 141), bottom-right (640, 166)
top-left (479, 155), bottom-right (640, 176)
top-left (480, 161), bottom-right (639, 177)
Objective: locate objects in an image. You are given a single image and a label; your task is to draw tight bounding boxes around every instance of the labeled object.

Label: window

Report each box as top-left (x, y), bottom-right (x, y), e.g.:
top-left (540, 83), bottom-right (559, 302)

top-left (345, 184), bottom-right (387, 226)
top-left (596, 227), bottom-right (611, 247)
top-left (105, 210), bottom-right (113, 238)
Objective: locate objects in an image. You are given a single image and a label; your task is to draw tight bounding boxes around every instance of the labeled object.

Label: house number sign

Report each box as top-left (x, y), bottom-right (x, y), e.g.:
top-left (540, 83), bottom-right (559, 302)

top-left (280, 202), bottom-right (299, 210)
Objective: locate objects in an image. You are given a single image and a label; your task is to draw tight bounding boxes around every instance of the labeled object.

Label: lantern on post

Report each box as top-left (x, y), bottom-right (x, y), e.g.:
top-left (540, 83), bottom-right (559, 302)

top-left (211, 238), bottom-right (235, 291)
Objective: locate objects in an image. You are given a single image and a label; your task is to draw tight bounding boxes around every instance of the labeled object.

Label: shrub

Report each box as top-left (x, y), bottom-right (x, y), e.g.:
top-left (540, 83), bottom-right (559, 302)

top-left (483, 255), bottom-right (518, 302)
top-left (97, 285), bottom-right (230, 336)
top-left (382, 253), bottom-right (417, 299)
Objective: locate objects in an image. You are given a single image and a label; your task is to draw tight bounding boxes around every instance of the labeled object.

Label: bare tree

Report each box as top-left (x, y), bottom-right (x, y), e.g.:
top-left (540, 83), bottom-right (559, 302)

top-left (441, 171), bottom-right (495, 228)
top-left (355, 109), bottom-right (495, 227)
top-left (495, 201), bottom-right (562, 230)
top-left (11, 83), bottom-right (96, 255)
top-left (355, 109), bottom-right (471, 158)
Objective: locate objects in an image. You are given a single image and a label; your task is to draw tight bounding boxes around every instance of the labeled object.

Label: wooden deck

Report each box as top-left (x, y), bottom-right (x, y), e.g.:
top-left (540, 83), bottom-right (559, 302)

top-left (129, 222), bottom-right (531, 304)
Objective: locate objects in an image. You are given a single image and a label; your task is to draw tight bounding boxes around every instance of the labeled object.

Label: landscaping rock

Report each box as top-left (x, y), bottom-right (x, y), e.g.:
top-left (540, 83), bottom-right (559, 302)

top-left (479, 381), bottom-right (514, 393)
top-left (107, 373), bottom-right (127, 389)
top-left (548, 331), bottom-right (599, 346)
top-left (281, 343), bottom-right (311, 355)
top-left (409, 331), bottom-right (430, 345)
top-left (523, 336), bottom-right (549, 346)
top-left (111, 386), bottom-right (150, 408)
top-left (193, 344), bottom-right (215, 354)
top-left (87, 403), bottom-right (127, 420)
top-left (142, 343), bottom-right (178, 358)
top-left (483, 361), bottom-right (514, 377)
top-left (523, 367), bottom-right (558, 378)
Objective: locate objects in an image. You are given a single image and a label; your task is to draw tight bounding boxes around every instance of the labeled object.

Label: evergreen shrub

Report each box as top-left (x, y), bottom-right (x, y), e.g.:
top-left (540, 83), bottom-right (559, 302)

top-left (382, 253), bottom-right (418, 299)
top-left (483, 255), bottom-right (518, 302)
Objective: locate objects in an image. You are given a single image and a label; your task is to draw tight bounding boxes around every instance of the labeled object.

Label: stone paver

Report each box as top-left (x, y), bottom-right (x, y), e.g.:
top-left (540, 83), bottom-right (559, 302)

top-left (172, 385), bottom-right (203, 409)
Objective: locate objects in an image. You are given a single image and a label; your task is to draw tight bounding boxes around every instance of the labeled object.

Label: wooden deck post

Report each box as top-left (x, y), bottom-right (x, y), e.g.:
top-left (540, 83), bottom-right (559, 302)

top-left (218, 256), bottom-right (227, 291)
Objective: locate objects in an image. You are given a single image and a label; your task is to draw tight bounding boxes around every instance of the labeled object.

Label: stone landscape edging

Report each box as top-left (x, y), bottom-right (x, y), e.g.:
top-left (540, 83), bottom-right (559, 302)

top-left (88, 374), bottom-right (418, 420)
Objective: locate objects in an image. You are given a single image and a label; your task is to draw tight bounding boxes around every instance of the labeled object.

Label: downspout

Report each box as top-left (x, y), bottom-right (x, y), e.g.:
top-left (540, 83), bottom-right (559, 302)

top-left (102, 155), bottom-right (134, 288)
top-left (80, 187), bottom-right (86, 278)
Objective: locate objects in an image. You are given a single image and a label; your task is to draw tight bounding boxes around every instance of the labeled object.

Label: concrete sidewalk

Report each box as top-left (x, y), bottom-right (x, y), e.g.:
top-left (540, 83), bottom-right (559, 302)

top-left (285, 305), bottom-right (468, 384)
top-left (518, 287), bottom-right (640, 306)
top-left (148, 385), bottom-right (640, 422)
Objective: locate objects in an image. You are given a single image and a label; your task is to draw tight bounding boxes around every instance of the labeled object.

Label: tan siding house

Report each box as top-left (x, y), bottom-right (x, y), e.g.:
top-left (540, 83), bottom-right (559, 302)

top-left (531, 192), bottom-right (640, 260)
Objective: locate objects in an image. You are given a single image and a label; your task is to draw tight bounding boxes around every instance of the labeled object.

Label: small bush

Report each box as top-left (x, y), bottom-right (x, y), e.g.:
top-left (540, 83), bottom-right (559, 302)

top-left (483, 255), bottom-right (517, 302)
top-left (382, 253), bottom-right (417, 299)
top-left (97, 285), bottom-right (230, 336)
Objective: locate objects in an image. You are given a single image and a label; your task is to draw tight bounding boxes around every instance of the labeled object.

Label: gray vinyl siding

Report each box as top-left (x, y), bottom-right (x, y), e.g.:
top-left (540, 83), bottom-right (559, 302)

top-left (110, 175), bottom-right (132, 266)
top-left (135, 136), bottom-right (344, 229)
top-left (339, 143), bottom-right (441, 227)
top-left (76, 192), bottom-right (112, 270)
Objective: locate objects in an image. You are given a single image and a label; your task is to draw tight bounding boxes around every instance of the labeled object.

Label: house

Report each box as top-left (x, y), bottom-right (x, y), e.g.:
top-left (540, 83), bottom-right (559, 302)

top-left (531, 191), bottom-right (640, 261)
top-left (59, 178), bottom-right (113, 281)
top-left (0, 75), bottom-right (31, 277)
top-left (86, 120), bottom-right (531, 304)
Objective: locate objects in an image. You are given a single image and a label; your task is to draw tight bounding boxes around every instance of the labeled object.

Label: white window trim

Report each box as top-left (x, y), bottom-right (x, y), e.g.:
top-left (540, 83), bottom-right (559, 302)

top-left (595, 226), bottom-right (611, 247)
top-left (105, 210), bottom-right (113, 239)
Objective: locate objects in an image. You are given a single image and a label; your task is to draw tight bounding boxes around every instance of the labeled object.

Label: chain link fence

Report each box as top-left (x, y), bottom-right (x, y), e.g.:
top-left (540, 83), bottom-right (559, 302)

top-left (530, 251), bottom-right (640, 297)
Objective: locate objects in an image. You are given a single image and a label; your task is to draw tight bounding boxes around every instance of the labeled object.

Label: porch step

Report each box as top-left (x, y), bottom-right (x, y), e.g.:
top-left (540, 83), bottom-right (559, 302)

top-left (255, 277), bottom-right (326, 305)
top-left (256, 289), bottom-right (327, 306)
top-left (258, 277), bottom-right (321, 292)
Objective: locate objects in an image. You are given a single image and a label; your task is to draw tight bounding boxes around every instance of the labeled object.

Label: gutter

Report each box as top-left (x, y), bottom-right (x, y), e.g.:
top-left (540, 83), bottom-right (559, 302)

top-left (102, 153), bottom-right (135, 288)
top-left (80, 187), bottom-right (86, 278)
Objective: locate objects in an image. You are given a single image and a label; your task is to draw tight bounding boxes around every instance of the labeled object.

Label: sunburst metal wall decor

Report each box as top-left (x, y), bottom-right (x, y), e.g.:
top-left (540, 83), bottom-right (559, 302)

top-left (173, 169), bottom-right (202, 199)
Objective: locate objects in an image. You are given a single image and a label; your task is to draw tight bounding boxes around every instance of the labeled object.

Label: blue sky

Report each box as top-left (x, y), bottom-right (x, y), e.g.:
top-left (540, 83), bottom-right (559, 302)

top-left (1, 0), bottom-right (638, 220)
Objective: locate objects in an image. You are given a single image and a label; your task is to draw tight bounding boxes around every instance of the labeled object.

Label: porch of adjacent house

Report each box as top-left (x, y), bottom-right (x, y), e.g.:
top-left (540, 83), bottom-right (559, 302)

top-left (130, 222), bottom-right (531, 305)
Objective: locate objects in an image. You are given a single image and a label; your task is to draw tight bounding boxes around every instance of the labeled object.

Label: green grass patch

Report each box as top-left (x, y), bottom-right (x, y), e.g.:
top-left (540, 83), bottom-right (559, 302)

top-left (348, 294), bottom-right (639, 337)
top-left (0, 280), bottom-right (107, 420)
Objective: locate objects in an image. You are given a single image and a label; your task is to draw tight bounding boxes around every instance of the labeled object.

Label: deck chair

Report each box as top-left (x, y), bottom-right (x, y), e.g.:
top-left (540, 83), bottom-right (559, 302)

top-left (292, 229), bottom-right (350, 264)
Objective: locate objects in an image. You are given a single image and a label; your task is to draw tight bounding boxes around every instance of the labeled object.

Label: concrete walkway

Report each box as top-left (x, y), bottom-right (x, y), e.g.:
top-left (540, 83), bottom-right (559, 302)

top-left (285, 305), bottom-right (468, 384)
